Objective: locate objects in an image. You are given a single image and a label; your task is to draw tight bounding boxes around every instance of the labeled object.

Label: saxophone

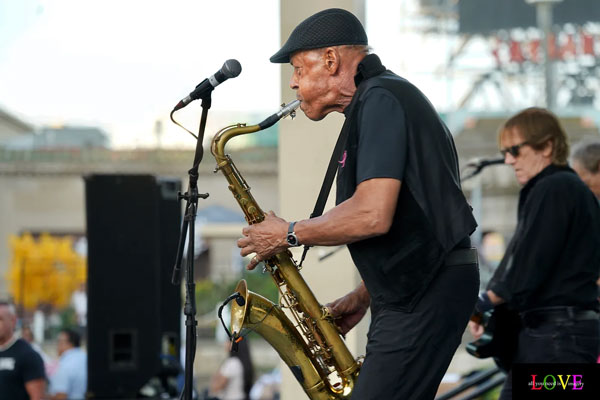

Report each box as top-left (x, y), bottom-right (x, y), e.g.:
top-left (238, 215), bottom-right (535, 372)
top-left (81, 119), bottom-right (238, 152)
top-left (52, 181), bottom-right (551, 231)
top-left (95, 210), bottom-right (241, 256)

top-left (211, 101), bottom-right (361, 399)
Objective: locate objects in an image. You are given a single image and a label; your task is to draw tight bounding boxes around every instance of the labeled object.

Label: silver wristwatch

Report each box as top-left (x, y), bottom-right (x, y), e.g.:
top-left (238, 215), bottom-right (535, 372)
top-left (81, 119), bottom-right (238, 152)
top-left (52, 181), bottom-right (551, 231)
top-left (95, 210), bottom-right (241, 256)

top-left (286, 221), bottom-right (300, 247)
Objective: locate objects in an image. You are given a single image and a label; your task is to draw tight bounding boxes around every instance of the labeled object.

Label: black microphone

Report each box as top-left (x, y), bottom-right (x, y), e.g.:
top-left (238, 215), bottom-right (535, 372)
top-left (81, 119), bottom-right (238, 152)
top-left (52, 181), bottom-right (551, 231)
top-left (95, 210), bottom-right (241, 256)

top-left (463, 157), bottom-right (506, 181)
top-left (173, 59), bottom-right (242, 111)
top-left (235, 295), bottom-right (245, 307)
top-left (466, 157), bottom-right (505, 169)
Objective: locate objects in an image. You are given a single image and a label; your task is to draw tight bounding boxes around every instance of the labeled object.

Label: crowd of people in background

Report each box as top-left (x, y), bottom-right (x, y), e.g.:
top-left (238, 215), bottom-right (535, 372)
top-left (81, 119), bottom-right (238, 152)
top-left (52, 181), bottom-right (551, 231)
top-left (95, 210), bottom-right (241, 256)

top-left (0, 301), bottom-right (88, 400)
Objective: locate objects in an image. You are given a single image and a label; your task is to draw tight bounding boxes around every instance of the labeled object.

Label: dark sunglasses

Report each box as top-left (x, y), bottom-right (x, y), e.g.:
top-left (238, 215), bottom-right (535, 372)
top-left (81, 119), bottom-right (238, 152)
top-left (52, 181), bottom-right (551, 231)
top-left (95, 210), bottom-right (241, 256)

top-left (500, 141), bottom-right (528, 158)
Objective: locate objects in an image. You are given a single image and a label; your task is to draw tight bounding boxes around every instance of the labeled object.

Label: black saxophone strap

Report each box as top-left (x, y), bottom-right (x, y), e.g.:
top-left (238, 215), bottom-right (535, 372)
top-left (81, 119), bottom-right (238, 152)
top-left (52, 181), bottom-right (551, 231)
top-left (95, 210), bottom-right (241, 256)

top-left (297, 71), bottom-right (386, 267)
top-left (298, 116), bottom-right (351, 267)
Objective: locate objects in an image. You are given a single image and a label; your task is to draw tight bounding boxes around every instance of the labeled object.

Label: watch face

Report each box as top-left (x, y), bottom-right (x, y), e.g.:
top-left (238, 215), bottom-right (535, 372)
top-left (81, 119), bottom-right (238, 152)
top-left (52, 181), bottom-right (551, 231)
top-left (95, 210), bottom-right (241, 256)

top-left (287, 234), bottom-right (298, 246)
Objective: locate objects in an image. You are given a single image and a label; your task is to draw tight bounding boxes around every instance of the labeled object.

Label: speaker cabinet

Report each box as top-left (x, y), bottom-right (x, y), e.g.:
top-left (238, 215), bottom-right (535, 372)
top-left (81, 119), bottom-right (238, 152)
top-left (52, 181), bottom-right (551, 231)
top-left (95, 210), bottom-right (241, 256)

top-left (85, 174), bottom-right (182, 398)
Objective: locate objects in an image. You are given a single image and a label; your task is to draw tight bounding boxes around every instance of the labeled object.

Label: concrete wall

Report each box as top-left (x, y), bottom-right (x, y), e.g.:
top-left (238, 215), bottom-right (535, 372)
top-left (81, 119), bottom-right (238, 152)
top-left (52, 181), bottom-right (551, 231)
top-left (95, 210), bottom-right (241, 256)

top-left (0, 158), bottom-right (278, 298)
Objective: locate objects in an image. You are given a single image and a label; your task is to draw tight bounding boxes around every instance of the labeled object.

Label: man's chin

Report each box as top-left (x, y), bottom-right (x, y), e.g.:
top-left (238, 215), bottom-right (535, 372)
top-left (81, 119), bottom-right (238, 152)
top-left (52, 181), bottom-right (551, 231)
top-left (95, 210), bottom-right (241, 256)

top-left (307, 114), bottom-right (326, 121)
top-left (302, 108), bottom-right (327, 121)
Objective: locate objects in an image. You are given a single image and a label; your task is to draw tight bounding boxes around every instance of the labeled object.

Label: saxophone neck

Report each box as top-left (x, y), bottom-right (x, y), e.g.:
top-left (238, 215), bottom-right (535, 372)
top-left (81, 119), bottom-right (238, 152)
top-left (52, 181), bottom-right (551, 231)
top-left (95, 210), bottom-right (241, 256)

top-left (211, 123), bottom-right (261, 160)
top-left (210, 100), bottom-right (301, 159)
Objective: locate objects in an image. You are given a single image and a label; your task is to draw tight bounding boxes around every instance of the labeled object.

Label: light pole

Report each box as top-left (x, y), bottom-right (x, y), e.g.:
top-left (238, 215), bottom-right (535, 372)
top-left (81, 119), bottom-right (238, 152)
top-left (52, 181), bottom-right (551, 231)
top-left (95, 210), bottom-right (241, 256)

top-left (526, 0), bottom-right (563, 110)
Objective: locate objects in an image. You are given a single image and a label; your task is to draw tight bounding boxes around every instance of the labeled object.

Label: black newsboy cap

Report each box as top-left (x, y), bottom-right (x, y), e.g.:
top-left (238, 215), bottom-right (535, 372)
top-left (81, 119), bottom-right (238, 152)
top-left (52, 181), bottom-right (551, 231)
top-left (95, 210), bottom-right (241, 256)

top-left (270, 8), bottom-right (368, 63)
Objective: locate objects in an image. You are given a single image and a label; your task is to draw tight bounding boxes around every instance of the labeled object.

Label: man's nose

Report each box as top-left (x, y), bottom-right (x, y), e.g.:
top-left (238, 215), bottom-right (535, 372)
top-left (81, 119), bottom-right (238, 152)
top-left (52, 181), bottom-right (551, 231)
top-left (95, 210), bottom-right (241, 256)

top-left (289, 74), bottom-right (298, 90)
top-left (504, 152), bottom-right (515, 165)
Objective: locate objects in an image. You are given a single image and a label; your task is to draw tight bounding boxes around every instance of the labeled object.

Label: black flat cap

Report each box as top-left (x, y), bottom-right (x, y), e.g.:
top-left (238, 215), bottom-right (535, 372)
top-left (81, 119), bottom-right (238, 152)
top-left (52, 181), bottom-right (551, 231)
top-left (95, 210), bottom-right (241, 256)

top-left (270, 8), bottom-right (368, 63)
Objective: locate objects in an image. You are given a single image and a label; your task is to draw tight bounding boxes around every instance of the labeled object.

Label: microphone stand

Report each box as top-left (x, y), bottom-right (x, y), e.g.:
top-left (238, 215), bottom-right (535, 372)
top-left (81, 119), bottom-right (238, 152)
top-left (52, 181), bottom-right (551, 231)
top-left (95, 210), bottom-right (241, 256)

top-left (171, 94), bottom-right (212, 400)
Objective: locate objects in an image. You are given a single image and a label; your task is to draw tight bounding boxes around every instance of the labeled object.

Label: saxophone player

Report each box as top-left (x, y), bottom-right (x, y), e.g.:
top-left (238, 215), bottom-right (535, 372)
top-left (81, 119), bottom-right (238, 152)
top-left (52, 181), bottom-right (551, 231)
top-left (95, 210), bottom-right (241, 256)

top-left (238, 9), bottom-right (479, 399)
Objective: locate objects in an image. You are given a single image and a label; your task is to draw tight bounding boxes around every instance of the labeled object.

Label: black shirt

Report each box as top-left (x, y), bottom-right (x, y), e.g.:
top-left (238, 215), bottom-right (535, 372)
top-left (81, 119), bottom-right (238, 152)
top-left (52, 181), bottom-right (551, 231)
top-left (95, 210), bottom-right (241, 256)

top-left (0, 338), bottom-right (46, 400)
top-left (488, 164), bottom-right (600, 311)
top-left (336, 54), bottom-right (477, 311)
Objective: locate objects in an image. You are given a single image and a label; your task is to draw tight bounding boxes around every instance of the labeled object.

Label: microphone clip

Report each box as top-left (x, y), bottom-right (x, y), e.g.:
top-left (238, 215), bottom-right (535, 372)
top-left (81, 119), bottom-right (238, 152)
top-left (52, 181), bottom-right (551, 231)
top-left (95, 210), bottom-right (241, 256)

top-left (217, 291), bottom-right (246, 346)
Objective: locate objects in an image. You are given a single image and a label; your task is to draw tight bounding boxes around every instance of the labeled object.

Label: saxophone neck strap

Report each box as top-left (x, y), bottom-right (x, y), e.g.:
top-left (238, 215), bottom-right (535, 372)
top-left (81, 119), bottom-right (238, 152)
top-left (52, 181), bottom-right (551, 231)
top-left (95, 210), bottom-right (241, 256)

top-left (299, 75), bottom-right (384, 266)
top-left (298, 117), bottom-right (350, 267)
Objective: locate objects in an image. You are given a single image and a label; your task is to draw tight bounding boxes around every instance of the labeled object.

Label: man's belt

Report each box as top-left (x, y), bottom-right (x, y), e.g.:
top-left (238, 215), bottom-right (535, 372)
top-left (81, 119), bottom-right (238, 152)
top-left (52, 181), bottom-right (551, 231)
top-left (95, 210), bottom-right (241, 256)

top-left (444, 247), bottom-right (478, 267)
top-left (521, 306), bottom-right (599, 328)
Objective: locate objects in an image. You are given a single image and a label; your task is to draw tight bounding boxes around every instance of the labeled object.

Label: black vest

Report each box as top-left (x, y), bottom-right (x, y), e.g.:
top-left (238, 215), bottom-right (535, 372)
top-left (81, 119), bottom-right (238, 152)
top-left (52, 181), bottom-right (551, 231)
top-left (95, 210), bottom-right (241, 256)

top-left (337, 54), bottom-right (477, 311)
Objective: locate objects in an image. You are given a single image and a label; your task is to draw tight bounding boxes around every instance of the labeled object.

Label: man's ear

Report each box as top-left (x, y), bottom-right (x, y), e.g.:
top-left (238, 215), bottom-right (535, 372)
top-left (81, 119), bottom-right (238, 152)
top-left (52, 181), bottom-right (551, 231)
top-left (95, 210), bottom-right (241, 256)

top-left (542, 140), bottom-right (554, 158)
top-left (323, 47), bottom-right (341, 74)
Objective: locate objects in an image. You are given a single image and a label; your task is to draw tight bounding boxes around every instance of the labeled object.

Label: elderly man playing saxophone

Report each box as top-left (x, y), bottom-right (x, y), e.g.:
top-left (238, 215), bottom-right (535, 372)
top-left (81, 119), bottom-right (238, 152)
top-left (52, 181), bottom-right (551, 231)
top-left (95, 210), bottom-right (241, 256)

top-left (238, 9), bottom-right (479, 399)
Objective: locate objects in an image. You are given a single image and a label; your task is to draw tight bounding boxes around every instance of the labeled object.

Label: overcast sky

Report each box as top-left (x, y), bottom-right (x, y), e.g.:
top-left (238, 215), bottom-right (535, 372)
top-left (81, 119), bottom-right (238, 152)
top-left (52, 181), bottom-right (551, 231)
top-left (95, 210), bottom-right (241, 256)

top-left (0, 1), bottom-right (490, 149)
top-left (0, 0), bottom-right (283, 148)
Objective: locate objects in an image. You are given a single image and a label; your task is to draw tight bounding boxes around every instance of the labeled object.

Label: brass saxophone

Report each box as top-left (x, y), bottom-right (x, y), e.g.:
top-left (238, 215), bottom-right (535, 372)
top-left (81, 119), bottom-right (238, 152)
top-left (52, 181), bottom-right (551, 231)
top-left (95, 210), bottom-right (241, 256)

top-left (210, 101), bottom-right (361, 399)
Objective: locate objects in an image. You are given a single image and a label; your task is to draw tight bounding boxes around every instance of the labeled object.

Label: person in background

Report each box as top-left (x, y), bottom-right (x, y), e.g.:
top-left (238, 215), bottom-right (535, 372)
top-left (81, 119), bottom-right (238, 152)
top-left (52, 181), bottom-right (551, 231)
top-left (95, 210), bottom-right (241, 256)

top-left (478, 231), bottom-right (506, 290)
top-left (70, 283), bottom-right (87, 340)
top-left (469, 108), bottom-right (600, 399)
top-left (209, 339), bottom-right (254, 400)
top-left (47, 328), bottom-right (87, 400)
top-left (249, 368), bottom-right (280, 400)
top-left (0, 301), bottom-right (46, 400)
top-left (571, 139), bottom-right (600, 199)
top-left (20, 325), bottom-right (56, 377)
top-left (571, 139), bottom-right (600, 363)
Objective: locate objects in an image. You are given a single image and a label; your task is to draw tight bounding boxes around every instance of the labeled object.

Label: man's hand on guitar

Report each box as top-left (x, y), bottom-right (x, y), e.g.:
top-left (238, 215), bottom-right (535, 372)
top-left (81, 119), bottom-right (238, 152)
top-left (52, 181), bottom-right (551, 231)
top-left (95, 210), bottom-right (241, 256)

top-left (326, 282), bottom-right (370, 335)
top-left (469, 290), bottom-right (505, 342)
top-left (468, 320), bottom-right (484, 340)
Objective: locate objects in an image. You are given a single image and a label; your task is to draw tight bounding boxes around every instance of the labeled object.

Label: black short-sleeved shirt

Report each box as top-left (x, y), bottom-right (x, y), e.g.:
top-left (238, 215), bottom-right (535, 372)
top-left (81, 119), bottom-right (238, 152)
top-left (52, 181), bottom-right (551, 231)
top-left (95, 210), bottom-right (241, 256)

top-left (488, 165), bottom-right (600, 311)
top-left (0, 338), bottom-right (46, 400)
top-left (354, 88), bottom-right (407, 184)
top-left (335, 54), bottom-right (476, 311)
top-left (337, 83), bottom-right (439, 310)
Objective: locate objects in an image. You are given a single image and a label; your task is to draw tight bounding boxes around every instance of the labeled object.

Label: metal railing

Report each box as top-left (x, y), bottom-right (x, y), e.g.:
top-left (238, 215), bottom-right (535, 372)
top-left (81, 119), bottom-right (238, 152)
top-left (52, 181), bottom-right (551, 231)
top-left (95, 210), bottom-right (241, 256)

top-left (0, 147), bottom-right (277, 176)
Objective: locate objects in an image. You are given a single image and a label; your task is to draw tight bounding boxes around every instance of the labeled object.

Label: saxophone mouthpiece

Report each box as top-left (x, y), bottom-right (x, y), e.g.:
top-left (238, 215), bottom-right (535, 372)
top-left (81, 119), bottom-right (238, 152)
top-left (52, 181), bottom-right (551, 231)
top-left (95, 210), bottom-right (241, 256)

top-left (258, 100), bottom-right (302, 130)
top-left (277, 100), bottom-right (301, 120)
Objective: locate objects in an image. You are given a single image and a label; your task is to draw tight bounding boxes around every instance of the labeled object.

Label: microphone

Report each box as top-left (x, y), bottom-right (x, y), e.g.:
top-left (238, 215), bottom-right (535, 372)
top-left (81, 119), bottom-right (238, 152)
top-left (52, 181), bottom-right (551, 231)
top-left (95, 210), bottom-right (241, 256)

top-left (235, 295), bottom-right (246, 307)
top-left (173, 59), bottom-right (242, 111)
top-left (466, 157), bottom-right (505, 169)
top-left (462, 157), bottom-right (505, 181)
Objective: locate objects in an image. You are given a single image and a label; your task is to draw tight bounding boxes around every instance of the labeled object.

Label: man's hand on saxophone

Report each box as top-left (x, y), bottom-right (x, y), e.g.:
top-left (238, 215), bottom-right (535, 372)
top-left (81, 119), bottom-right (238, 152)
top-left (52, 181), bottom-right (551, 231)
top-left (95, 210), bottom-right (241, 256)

top-left (326, 282), bottom-right (371, 336)
top-left (238, 211), bottom-right (290, 270)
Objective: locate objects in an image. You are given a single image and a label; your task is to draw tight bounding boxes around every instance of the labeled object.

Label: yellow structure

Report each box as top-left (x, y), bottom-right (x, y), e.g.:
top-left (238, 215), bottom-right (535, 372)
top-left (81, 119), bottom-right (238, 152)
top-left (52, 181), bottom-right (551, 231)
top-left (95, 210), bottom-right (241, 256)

top-left (6, 232), bottom-right (86, 311)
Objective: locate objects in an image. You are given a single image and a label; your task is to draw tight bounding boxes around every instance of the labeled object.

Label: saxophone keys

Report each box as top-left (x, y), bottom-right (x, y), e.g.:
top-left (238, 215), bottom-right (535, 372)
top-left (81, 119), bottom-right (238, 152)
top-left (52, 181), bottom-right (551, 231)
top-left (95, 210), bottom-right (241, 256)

top-left (321, 305), bottom-right (335, 321)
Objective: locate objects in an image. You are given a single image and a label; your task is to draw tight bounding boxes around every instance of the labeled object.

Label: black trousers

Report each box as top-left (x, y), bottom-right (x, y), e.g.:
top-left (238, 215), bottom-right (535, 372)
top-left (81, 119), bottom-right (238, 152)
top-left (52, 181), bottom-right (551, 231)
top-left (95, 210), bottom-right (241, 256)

top-left (350, 263), bottom-right (479, 400)
top-left (498, 318), bottom-right (599, 400)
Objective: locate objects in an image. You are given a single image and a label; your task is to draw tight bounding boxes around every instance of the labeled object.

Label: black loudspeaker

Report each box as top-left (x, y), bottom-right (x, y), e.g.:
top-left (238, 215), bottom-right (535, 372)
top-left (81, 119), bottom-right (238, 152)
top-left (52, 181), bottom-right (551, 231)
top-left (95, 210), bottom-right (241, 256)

top-left (85, 174), bottom-right (182, 399)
